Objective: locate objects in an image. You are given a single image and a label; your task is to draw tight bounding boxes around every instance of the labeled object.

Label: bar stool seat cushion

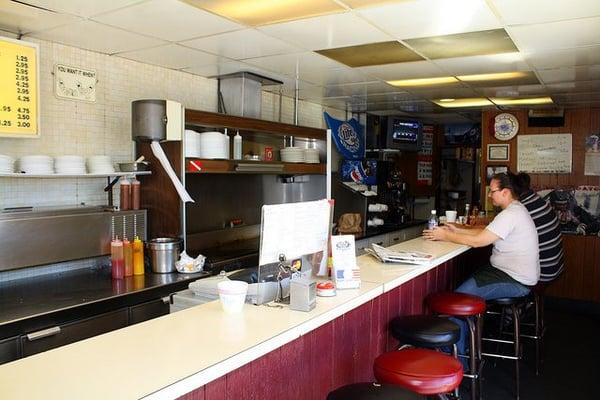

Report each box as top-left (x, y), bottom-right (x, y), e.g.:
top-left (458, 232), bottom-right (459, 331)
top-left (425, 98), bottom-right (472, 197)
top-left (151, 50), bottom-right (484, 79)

top-left (390, 315), bottom-right (460, 348)
top-left (486, 296), bottom-right (529, 306)
top-left (327, 382), bottom-right (425, 400)
top-left (428, 292), bottom-right (486, 316)
top-left (374, 349), bottom-right (463, 395)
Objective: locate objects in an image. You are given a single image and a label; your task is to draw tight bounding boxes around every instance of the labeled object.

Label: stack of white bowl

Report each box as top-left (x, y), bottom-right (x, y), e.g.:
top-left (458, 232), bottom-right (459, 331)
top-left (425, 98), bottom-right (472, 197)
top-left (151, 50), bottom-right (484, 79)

top-left (87, 155), bottom-right (115, 174)
top-left (304, 148), bottom-right (320, 164)
top-left (18, 155), bottom-right (54, 174)
top-left (185, 129), bottom-right (201, 158)
top-left (55, 155), bottom-right (86, 174)
top-left (280, 147), bottom-right (305, 163)
top-left (198, 131), bottom-right (229, 159)
top-left (0, 155), bottom-right (15, 173)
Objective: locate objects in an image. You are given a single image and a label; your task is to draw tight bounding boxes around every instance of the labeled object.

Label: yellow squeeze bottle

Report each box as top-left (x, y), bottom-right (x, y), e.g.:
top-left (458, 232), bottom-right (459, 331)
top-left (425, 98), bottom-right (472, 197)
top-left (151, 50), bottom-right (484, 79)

top-left (133, 236), bottom-right (145, 275)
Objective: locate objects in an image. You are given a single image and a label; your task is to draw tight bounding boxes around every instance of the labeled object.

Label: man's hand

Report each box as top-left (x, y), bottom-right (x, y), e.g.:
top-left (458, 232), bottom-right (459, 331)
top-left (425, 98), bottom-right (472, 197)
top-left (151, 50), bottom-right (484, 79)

top-left (423, 226), bottom-right (450, 241)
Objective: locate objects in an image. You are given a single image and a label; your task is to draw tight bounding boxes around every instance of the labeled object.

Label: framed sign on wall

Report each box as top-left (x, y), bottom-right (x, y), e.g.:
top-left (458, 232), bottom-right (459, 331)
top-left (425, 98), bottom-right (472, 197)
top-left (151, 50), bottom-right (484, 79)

top-left (487, 144), bottom-right (510, 162)
top-left (0, 36), bottom-right (39, 138)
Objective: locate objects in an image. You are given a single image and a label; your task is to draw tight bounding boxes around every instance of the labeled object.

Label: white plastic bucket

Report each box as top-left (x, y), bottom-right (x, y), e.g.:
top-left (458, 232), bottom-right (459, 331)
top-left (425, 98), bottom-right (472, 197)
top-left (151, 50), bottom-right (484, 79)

top-left (217, 280), bottom-right (248, 314)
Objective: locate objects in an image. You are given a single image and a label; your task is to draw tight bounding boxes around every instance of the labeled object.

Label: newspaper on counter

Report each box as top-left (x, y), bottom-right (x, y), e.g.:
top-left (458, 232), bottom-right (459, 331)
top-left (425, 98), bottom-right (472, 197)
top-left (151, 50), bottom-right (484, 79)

top-left (365, 243), bottom-right (433, 265)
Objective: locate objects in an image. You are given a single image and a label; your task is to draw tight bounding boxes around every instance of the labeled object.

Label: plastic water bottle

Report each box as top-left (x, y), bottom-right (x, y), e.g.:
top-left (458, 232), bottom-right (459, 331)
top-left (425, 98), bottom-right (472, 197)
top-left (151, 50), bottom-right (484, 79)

top-left (428, 210), bottom-right (439, 230)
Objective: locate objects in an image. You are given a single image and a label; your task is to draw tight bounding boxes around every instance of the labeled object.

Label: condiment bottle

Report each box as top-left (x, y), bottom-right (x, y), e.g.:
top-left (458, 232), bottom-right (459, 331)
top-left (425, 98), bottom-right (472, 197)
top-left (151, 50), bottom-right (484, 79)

top-left (233, 131), bottom-right (242, 160)
top-left (132, 236), bottom-right (145, 275)
top-left (111, 237), bottom-right (124, 279)
top-left (464, 203), bottom-right (471, 225)
top-left (120, 178), bottom-right (131, 211)
top-left (131, 178), bottom-right (141, 210)
top-left (123, 238), bottom-right (133, 277)
top-left (471, 205), bottom-right (479, 225)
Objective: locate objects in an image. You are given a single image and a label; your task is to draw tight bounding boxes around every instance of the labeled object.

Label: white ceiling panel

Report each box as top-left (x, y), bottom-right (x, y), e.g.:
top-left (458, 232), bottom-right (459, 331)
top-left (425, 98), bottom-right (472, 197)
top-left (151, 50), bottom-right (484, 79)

top-left (525, 46), bottom-right (600, 70)
top-left (357, 0), bottom-right (501, 40)
top-left (92, 0), bottom-right (242, 42)
top-left (508, 17), bottom-right (600, 53)
top-left (477, 84), bottom-right (548, 97)
top-left (538, 65), bottom-right (600, 84)
top-left (258, 12), bottom-right (392, 51)
top-left (20, 0), bottom-right (146, 18)
top-left (299, 67), bottom-right (375, 86)
top-left (183, 61), bottom-right (281, 80)
top-left (545, 80), bottom-right (600, 93)
top-left (0, 0), bottom-right (81, 34)
top-left (491, 0), bottom-right (600, 25)
top-left (117, 44), bottom-right (221, 69)
top-left (28, 20), bottom-right (165, 54)
top-left (363, 92), bottom-right (418, 103)
top-left (434, 52), bottom-right (529, 75)
top-left (409, 86), bottom-right (480, 99)
top-left (356, 60), bottom-right (446, 81)
top-left (182, 29), bottom-right (299, 60)
top-left (242, 52), bottom-right (345, 77)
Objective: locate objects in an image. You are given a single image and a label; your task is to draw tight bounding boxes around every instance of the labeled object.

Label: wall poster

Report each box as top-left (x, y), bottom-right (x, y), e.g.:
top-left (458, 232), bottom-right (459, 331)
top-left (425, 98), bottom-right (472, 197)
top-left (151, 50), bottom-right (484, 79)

top-left (517, 134), bottom-right (572, 173)
top-left (54, 64), bottom-right (97, 102)
top-left (584, 134), bottom-right (600, 176)
top-left (416, 125), bottom-right (434, 186)
top-left (0, 36), bottom-right (39, 138)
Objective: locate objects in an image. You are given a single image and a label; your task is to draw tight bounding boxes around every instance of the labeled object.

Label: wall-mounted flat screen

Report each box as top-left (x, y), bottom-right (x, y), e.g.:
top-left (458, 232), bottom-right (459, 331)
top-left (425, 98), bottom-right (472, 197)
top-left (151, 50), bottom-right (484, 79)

top-left (386, 118), bottom-right (422, 151)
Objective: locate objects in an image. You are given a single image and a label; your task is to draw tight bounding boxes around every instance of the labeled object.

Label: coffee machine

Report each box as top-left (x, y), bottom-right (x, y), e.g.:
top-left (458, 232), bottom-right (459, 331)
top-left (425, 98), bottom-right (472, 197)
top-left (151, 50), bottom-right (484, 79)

top-left (375, 160), bottom-right (411, 225)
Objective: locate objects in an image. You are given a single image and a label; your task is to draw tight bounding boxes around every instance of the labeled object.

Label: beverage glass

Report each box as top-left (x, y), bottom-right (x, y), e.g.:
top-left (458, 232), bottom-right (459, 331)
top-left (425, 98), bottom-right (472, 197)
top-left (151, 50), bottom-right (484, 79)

top-left (445, 210), bottom-right (458, 223)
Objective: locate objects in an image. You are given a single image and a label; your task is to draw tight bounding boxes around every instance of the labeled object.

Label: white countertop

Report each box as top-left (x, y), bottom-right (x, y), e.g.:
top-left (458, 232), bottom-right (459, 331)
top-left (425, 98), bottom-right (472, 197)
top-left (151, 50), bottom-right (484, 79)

top-left (0, 237), bottom-right (469, 400)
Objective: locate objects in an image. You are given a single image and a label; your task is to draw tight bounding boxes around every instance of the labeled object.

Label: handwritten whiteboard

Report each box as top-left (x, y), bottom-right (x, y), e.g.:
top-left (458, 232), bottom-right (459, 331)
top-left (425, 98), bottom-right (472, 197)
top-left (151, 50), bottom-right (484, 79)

top-left (517, 134), bottom-right (572, 173)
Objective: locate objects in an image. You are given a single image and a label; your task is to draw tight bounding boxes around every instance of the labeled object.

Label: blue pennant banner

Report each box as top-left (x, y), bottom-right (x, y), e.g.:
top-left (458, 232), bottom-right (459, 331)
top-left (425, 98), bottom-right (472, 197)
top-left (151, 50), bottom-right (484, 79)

top-left (323, 112), bottom-right (364, 160)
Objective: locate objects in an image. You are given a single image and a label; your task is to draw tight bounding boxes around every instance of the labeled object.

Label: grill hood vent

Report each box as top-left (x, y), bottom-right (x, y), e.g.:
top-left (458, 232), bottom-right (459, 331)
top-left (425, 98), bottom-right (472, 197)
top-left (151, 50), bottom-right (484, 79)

top-left (216, 72), bottom-right (282, 118)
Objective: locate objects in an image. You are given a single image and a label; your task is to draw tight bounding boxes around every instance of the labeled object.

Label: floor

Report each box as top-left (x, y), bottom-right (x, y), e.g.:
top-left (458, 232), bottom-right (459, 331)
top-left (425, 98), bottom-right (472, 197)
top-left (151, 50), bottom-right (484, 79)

top-left (460, 305), bottom-right (600, 400)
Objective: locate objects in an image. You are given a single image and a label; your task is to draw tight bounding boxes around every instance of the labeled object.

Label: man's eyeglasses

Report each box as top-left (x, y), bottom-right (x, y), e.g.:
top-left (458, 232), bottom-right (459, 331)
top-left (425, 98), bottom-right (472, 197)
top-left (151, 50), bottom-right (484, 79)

top-left (489, 188), bottom-right (502, 194)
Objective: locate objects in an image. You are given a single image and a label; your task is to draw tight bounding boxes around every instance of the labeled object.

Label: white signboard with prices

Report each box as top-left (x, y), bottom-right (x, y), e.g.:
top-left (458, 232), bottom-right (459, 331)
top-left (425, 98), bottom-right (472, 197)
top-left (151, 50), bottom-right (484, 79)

top-left (331, 235), bottom-right (360, 289)
top-left (517, 134), bottom-right (572, 173)
top-left (54, 64), bottom-right (97, 102)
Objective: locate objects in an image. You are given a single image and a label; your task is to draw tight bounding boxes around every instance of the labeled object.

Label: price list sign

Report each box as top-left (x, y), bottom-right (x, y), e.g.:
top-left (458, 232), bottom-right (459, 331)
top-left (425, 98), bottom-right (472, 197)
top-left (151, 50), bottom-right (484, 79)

top-left (0, 37), bottom-right (39, 138)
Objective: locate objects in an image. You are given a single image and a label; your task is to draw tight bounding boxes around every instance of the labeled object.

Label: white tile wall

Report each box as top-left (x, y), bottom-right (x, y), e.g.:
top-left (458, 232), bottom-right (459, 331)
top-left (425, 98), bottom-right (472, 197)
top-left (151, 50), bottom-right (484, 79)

top-left (0, 38), bottom-right (340, 209)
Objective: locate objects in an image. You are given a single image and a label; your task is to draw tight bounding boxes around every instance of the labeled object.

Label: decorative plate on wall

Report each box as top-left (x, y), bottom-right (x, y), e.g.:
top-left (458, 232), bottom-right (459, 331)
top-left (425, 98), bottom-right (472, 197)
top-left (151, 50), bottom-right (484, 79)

top-left (493, 113), bottom-right (519, 141)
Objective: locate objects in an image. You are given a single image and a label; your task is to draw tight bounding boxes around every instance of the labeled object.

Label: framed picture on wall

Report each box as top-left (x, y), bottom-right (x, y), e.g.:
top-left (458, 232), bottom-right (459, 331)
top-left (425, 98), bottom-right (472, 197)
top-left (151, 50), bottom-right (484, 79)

top-left (487, 144), bottom-right (510, 162)
top-left (486, 165), bottom-right (508, 182)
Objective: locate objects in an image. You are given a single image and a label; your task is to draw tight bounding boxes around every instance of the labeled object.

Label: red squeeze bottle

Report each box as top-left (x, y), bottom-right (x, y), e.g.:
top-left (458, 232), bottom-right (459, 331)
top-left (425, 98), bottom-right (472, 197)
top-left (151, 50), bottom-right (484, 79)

top-left (111, 237), bottom-right (124, 279)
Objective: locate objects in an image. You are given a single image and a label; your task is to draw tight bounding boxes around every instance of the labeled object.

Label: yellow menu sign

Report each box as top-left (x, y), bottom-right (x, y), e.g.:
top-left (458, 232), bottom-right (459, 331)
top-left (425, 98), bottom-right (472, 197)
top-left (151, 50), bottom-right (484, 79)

top-left (0, 37), bottom-right (39, 138)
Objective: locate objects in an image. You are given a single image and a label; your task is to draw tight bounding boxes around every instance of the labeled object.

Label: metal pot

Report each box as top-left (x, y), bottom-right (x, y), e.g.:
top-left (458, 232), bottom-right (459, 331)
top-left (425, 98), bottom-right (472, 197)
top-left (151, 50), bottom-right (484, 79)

top-left (118, 161), bottom-right (149, 172)
top-left (147, 238), bottom-right (182, 273)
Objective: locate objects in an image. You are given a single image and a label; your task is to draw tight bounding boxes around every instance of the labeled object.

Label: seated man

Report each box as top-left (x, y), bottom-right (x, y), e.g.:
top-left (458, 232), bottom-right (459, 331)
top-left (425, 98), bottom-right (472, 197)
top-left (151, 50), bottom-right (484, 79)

top-left (513, 172), bottom-right (564, 284)
top-left (423, 172), bottom-right (540, 355)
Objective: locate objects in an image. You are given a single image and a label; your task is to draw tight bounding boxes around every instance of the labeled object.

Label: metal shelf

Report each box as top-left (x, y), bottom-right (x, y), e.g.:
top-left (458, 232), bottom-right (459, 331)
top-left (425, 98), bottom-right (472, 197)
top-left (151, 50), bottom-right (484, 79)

top-left (0, 171), bottom-right (151, 178)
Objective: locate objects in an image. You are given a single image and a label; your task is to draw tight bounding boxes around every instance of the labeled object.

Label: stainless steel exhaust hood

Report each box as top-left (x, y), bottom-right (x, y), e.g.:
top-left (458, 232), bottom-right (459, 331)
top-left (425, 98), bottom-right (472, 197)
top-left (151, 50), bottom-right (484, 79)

top-left (216, 72), bottom-right (282, 118)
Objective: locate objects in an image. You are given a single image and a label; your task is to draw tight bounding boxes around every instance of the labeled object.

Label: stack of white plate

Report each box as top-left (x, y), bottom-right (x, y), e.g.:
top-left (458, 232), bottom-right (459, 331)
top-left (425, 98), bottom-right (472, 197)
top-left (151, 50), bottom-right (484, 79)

top-left (304, 148), bottom-right (320, 164)
top-left (18, 155), bottom-right (54, 174)
top-left (55, 155), bottom-right (86, 174)
top-left (87, 155), bottom-right (115, 174)
top-left (185, 129), bottom-right (201, 158)
top-left (0, 155), bottom-right (15, 173)
top-left (280, 147), bottom-right (305, 163)
top-left (199, 131), bottom-right (229, 159)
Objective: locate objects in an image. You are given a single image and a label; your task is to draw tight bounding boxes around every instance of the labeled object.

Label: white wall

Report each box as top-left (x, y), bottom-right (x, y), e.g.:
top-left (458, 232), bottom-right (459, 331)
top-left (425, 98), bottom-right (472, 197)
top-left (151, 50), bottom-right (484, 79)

top-left (0, 38), bottom-right (345, 209)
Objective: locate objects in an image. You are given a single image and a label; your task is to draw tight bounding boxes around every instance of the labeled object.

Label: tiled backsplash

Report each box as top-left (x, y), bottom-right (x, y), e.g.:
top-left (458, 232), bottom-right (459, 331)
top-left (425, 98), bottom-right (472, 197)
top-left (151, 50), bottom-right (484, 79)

top-left (0, 38), bottom-right (345, 209)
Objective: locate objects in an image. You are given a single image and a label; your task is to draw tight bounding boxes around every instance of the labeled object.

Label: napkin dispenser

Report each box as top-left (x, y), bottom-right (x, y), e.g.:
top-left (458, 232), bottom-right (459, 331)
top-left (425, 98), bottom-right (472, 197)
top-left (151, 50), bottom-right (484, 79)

top-left (289, 275), bottom-right (316, 312)
top-left (132, 99), bottom-right (182, 142)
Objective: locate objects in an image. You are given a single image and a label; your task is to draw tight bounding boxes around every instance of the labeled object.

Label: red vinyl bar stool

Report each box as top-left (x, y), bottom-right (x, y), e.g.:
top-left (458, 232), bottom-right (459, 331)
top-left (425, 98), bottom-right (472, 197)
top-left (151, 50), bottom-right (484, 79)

top-left (327, 382), bottom-right (426, 400)
top-left (427, 292), bottom-right (486, 400)
top-left (374, 348), bottom-right (463, 399)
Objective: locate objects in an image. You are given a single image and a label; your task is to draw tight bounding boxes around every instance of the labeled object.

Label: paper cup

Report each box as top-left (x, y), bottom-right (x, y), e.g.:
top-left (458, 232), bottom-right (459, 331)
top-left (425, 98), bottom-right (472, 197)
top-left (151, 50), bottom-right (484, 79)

top-left (217, 280), bottom-right (248, 314)
top-left (445, 210), bottom-right (458, 223)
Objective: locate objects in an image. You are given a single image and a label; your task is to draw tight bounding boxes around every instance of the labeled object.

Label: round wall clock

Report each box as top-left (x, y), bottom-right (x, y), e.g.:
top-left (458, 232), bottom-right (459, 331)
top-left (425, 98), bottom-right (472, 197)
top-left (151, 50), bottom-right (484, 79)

top-left (493, 113), bottom-right (519, 141)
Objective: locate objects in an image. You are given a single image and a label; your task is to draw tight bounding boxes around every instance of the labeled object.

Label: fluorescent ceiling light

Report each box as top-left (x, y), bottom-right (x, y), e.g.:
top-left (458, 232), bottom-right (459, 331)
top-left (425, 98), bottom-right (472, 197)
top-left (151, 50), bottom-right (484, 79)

top-left (387, 77), bottom-right (458, 87)
top-left (492, 97), bottom-right (554, 105)
top-left (433, 98), bottom-right (493, 108)
top-left (458, 71), bottom-right (529, 82)
top-left (183, 0), bottom-right (345, 26)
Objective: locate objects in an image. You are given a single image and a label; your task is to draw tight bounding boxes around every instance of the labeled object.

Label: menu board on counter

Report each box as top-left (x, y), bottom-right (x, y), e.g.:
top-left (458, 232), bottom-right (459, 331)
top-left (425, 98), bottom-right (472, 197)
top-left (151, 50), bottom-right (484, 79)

top-left (0, 36), bottom-right (39, 138)
top-left (517, 134), bottom-right (572, 173)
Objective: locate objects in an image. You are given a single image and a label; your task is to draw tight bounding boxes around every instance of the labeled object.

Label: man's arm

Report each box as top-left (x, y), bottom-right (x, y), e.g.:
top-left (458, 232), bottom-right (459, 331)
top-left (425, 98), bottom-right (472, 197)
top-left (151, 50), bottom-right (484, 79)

top-left (423, 226), bottom-right (498, 248)
top-left (445, 223), bottom-right (485, 236)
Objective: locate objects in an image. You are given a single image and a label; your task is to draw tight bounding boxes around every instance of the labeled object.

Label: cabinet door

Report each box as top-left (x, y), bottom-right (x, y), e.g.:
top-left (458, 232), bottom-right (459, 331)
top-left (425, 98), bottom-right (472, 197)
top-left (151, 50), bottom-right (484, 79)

top-left (129, 298), bottom-right (170, 325)
top-left (355, 238), bottom-right (370, 255)
top-left (21, 309), bottom-right (128, 357)
top-left (369, 234), bottom-right (388, 248)
top-left (0, 336), bottom-right (21, 365)
top-left (405, 224), bottom-right (426, 241)
top-left (387, 231), bottom-right (405, 247)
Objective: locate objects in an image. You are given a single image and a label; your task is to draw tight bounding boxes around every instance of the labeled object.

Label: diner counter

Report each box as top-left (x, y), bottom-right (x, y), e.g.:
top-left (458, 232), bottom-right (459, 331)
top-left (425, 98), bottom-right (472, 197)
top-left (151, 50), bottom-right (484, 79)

top-left (0, 237), bottom-right (469, 400)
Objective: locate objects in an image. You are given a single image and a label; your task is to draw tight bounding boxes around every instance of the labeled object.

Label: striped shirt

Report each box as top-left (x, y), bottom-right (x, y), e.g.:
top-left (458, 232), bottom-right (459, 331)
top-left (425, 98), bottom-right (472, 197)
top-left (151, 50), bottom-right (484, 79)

top-left (520, 190), bottom-right (565, 282)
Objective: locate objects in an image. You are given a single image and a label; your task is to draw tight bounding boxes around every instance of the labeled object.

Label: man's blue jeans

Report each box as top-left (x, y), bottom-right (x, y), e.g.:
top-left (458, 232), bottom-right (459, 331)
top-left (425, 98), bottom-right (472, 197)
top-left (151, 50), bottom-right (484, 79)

top-left (452, 276), bottom-right (531, 360)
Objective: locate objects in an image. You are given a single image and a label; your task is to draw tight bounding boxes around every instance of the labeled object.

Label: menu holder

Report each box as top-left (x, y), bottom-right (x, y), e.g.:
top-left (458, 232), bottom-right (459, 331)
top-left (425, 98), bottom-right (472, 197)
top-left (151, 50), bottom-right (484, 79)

top-left (365, 243), bottom-right (433, 265)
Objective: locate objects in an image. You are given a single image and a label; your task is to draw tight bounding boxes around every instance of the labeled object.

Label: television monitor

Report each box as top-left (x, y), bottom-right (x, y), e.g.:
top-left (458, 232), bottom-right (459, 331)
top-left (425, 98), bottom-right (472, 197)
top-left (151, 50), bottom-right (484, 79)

top-left (386, 118), bottom-right (423, 151)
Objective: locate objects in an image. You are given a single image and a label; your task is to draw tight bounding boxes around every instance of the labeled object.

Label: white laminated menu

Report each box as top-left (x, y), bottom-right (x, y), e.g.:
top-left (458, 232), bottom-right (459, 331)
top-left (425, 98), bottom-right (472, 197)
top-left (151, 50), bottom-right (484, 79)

top-left (331, 235), bottom-right (360, 289)
top-left (365, 243), bottom-right (432, 265)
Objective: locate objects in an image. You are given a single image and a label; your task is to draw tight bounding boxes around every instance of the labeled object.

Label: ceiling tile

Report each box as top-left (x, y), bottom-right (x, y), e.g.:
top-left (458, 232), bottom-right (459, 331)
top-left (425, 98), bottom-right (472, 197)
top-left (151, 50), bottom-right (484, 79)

top-left (28, 20), bottom-right (165, 54)
top-left (538, 65), bottom-right (600, 84)
top-left (182, 60), bottom-right (263, 78)
top-left (356, 60), bottom-right (446, 81)
top-left (508, 17), bottom-right (600, 53)
top-left (242, 52), bottom-right (344, 77)
top-left (545, 80), bottom-right (600, 93)
top-left (405, 29), bottom-right (518, 59)
top-left (363, 92), bottom-right (419, 103)
top-left (299, 67), bottom-right (375, 86)
top-left (552, 92), bottom-right (600, 103)
top-left (258, 12), bottom-right (392, 50)
top-left (460, 71), bottom-right (540, 87)
top-left (357, 0), bottom-right (501, 40)
top-left (434, 52), bottom-right (528, 75)
top-left (491, 0), bottom-right (600, 25)
top-left (117, 44), bottom-right (221, 69)
top-left (316, 41), bottom-right (423, 68)
top-left (92, 0), bottom-right (242, 42)
top-left (477, 84), bottom-right (548, 97)
top-left (525, 46), bottom-right (600, 70)
top-left (20, 0), bottom-right (146, 18)
top-left (408, 86), bottom-right (481, 100)
top-left (0, 1), bottom-right (81, 34)
top-left (182, 29), bottom-right (299, 60)
top-left (183, 0), bottom-right (345, 26)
